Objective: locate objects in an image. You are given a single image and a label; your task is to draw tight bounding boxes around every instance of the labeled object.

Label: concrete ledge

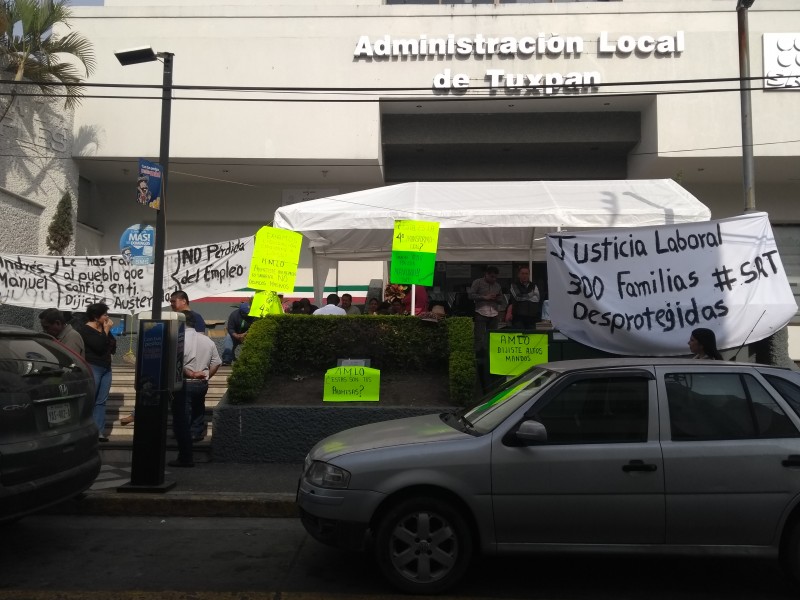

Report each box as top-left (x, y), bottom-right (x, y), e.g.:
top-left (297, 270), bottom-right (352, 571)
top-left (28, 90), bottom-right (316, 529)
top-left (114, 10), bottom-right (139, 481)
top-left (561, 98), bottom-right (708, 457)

top-left (212, 395), bottom-right (451, 463)
top-left (47, 491), bottom-right (298, 518)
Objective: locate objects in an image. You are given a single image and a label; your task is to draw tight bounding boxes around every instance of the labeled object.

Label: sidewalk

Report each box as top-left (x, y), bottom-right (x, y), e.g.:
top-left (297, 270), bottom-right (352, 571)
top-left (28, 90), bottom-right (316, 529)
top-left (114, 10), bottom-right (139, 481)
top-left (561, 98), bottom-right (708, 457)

top-left (47, 460), bottom-right (304, 519)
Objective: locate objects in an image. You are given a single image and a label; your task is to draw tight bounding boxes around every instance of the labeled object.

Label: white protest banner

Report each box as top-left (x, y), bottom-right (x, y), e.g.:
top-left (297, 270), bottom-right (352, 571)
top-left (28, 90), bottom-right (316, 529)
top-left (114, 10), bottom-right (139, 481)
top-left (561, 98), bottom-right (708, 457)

top-left (0, 236), bottom-right (255, 314)
top-left (546, 212), bottom-right (797, 356)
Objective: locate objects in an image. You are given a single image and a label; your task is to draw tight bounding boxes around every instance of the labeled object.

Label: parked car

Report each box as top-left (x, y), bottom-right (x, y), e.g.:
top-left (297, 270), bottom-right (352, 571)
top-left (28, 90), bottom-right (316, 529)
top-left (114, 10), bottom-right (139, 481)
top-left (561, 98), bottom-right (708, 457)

top-left (0, 325), bottom-right (101, 523)
top-left (297, 358), bottom-right (800, 594)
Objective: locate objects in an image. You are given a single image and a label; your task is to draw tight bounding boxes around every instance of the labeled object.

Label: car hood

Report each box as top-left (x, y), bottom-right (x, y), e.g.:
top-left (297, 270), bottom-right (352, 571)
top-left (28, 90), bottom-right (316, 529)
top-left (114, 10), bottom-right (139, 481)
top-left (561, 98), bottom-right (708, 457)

top-left (309, 413), bottom-right (469, 462)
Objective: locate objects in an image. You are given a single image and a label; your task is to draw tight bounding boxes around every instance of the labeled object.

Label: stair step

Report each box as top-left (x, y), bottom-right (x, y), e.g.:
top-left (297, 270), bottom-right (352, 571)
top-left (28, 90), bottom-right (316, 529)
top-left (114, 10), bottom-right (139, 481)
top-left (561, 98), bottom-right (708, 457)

top-left (100, 365), bottom-right (232, 443)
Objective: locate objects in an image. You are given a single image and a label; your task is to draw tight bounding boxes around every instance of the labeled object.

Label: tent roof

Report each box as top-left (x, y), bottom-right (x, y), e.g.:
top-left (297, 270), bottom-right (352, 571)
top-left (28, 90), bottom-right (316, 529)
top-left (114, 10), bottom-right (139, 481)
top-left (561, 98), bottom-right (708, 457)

top-left (273, 180), bottom-right (711, 261)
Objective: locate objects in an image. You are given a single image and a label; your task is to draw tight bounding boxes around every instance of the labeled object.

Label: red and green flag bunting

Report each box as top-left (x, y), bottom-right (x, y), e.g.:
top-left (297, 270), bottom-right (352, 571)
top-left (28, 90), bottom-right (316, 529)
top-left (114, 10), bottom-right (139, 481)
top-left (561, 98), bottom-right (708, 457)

top-left (390, 220), bottom-right (440, 286)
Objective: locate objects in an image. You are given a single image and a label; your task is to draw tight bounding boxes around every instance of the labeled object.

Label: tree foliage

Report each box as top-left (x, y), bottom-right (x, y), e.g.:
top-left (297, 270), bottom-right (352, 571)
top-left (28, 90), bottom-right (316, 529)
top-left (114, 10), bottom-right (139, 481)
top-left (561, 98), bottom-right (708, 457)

top-left (46, 190), bottom-right (73, 255)
top-left (0, 0), bottom-right (95, 120)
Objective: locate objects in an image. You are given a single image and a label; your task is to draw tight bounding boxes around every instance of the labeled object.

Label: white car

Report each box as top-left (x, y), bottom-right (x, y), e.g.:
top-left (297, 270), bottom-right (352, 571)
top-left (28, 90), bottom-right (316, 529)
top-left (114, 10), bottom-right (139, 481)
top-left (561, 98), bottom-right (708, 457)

top-left (297, 358), bottom-right (800, 594)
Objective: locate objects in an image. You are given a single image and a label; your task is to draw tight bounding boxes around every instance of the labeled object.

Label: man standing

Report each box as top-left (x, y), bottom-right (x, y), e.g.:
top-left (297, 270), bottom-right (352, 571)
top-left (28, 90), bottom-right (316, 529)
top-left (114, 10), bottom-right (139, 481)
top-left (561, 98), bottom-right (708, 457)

top-left (339, 293), bottom-right (362, 315)
top-left (505, 265), bottom-right (546, 330)
top-left (39, 308), bottom-right (85, 357)
top-left (169, 311), bottom-right (222, 467)
top-left (313, 294), bottom-right (347, 315)
top-left (221, 302), bottom-right (255, 365)
top-left (169, 290), bottom-right (206, 333)
top-left (468, 265), bottom-right (503, 356)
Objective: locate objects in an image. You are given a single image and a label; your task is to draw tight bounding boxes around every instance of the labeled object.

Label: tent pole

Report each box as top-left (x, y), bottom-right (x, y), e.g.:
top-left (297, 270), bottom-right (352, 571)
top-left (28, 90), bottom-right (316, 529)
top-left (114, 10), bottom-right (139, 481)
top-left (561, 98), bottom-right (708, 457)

top-left (411, 283), bottom-right (416, 315)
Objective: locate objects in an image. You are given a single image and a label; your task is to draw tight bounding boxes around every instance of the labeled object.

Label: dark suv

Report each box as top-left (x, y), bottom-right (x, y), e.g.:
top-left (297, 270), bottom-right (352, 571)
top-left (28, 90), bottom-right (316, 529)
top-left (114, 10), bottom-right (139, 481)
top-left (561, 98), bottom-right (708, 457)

top-left (0, 325), bottom-right (101, 522)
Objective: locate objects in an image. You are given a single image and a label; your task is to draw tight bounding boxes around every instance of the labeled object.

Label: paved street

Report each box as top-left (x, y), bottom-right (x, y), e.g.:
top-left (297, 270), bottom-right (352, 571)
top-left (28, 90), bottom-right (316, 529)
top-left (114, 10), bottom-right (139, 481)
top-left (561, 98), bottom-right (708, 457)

top-left (0, 515), bottom-right (797, 600)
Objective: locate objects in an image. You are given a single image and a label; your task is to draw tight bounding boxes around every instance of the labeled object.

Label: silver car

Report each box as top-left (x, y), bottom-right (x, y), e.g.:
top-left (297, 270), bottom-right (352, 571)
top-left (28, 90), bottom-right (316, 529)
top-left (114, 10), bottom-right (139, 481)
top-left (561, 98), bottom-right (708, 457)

top-left (297, 358), bottom-right (800, 594)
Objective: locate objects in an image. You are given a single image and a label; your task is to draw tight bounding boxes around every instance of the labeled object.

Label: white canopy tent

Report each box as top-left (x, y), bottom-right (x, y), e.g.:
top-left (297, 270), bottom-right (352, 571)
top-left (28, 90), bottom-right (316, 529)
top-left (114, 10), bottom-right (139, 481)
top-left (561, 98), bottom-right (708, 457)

top-left (273, 180), bottom-right (711, 303)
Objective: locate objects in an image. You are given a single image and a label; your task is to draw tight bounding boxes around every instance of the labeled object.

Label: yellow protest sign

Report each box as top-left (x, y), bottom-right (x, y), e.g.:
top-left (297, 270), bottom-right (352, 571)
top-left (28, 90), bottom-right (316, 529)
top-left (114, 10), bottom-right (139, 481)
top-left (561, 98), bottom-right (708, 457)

top-left (392, 220), bottom-right (440, 253)
top-left (323, 366), bottom-right (381, 402)
top-left (248, 226), bottom-right (303, 291)
top-left (489, 332), bottom-right (548, 376)
top-left (249, 290), bottom-right (283, 317)
top-left (391, 220), bottom-right (439, 286)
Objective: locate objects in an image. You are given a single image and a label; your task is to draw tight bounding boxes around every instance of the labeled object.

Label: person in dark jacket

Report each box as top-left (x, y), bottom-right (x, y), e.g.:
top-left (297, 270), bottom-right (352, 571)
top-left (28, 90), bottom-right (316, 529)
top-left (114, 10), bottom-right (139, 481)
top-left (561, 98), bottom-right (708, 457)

top-left (505, 265), bottom-right (547, 330)
top-left (221, 302), bottom-right (255, 365)
top-left (78, 302), bottom-right (116, 441)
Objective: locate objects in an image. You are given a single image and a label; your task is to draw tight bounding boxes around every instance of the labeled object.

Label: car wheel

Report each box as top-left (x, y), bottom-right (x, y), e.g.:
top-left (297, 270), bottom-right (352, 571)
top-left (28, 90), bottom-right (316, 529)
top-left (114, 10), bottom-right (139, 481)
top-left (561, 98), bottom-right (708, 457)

top-left (374, 496), bottom-right (472, 595)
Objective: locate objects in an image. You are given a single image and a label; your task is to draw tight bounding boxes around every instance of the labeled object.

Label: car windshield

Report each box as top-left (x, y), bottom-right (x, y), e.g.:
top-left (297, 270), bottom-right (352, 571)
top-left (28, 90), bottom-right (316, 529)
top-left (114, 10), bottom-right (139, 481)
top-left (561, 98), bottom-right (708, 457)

top-left (459, 367), bottom-right (560, 434)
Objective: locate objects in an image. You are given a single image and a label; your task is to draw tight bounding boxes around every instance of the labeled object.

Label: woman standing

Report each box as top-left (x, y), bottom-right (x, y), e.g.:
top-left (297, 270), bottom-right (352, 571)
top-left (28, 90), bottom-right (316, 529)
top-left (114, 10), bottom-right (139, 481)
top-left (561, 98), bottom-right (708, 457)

top-left (79, 303), bottom-right (116, 441)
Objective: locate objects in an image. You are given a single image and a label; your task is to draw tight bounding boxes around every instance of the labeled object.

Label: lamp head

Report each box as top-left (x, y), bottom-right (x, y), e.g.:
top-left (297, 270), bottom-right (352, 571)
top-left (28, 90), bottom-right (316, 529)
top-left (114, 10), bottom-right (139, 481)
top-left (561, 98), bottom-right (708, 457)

top-left (115, 46), bottom-right (157, 66)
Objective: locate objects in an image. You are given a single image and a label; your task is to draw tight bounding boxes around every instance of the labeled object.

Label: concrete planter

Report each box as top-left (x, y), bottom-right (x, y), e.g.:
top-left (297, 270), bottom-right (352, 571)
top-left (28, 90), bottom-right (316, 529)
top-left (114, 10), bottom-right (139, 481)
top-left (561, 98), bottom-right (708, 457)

top-left (211, 393), bottom-right (452, 463)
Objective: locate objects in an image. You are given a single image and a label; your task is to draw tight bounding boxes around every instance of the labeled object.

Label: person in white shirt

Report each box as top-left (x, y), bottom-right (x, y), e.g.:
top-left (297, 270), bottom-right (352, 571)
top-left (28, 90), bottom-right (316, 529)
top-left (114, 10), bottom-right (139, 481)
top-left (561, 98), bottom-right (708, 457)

top-left (313, 294), bottom-right (347, 316)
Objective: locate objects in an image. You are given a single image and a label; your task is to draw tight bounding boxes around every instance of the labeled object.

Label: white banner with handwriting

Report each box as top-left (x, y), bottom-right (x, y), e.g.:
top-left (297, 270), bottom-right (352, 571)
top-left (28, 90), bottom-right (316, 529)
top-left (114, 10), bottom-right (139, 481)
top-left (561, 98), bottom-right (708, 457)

top-left (0, 237), bottom-right (254, 314)
top-left (546, 212), bottom-right (797, 356)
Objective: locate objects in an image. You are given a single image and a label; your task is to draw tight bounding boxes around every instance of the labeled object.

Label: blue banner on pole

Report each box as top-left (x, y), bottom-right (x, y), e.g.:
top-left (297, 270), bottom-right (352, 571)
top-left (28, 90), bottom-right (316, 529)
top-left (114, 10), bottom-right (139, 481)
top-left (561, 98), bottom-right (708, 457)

top-left (137, 159), bottom-right (163, 210)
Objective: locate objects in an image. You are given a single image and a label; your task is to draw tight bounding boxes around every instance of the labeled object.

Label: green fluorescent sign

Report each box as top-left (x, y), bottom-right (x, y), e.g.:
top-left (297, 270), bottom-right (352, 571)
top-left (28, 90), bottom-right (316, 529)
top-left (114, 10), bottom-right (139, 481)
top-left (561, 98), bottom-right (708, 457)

top-left (489, 332), bottom-right (549, 376)
top-left (390, 220), bottom-right (439, 286)
top-left (324, 366), bottom-right (381, 402)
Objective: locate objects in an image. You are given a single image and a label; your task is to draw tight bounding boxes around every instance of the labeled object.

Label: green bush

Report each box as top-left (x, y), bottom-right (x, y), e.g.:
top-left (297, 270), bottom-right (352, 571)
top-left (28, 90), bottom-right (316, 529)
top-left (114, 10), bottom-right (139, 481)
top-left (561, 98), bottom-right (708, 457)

top-left (226, 317), bottom-right (280, 405)
top-left (227, 315), bottom-right (476, 405)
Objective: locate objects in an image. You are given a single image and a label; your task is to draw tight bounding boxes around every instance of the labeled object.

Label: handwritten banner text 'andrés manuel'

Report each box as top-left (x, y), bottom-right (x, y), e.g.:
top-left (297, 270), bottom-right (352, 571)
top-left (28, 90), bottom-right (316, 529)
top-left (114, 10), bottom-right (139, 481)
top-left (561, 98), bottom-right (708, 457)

top-left (0, 236), bottom-right (254, 314)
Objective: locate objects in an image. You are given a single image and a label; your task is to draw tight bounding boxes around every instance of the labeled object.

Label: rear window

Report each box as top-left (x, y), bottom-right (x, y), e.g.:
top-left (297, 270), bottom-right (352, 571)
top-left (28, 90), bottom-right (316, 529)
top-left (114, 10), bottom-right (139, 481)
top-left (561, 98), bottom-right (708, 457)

top-left (0, 335), bottom-right (89, 393)
top-left (763, 374), bottom-right (800, 420)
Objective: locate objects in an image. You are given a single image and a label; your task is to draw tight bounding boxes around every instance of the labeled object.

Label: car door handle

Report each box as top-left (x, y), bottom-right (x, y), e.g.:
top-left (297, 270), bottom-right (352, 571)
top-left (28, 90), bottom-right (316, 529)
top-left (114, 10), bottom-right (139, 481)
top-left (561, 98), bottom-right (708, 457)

top-left (781, 455), bottom-right (800, 468)
top-left (622, 460), bottom-right (657, 473)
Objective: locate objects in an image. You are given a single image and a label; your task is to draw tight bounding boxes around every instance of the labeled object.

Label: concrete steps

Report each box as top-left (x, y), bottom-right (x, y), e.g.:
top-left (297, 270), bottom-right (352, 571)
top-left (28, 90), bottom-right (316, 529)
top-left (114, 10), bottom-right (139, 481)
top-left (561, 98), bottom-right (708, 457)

top-left (102, 364), bottom-right (231, 445)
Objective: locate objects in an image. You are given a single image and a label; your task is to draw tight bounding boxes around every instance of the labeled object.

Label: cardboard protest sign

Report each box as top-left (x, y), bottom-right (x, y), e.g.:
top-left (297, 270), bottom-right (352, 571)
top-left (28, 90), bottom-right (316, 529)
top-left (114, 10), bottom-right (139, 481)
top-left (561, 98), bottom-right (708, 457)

top-left (248, 226), bottom-right (303, 292)
top-left (546, 212), bottom-right (797, 355)
top-left (489, 332), bottom-right (548, 376)
top-left (323, 366), bottom-right (380, 402)
top-left (390, 220), bottom-right (439, 286)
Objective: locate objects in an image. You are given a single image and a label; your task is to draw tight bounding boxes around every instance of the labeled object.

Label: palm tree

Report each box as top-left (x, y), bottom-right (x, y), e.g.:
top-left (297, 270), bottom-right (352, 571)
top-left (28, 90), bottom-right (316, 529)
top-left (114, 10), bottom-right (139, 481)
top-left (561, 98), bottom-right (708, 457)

top-left (0, 0), bottom-right (95, 122)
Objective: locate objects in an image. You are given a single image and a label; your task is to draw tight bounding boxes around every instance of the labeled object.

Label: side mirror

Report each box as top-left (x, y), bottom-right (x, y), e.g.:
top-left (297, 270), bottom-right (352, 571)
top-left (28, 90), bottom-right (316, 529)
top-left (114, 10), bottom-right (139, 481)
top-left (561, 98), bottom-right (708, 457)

top-left (516, 419), bottom-right (548, 444)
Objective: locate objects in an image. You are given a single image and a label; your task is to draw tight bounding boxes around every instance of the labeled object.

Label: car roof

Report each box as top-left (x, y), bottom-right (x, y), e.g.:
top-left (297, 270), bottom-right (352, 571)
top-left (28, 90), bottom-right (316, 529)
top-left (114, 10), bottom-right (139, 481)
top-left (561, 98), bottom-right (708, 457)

top-left (539, 357), bottom-right (770, 373)
top-left (0, 324), bottom-right (47, 338)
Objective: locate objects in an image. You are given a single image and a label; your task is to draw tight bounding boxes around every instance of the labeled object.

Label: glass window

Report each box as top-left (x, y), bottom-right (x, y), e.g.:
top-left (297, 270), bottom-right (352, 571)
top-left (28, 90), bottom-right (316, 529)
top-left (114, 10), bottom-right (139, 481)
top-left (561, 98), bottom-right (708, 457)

top-left (464, 367), bottom-right (559, 432)
top-left (764, 374), bottom-right (800, 420)
top-left (665, 372), bottom-right (799, 441)
top-left (530, 376), bottom-right (649, 444)
top-left (773, 225), bottom-right (800, 325)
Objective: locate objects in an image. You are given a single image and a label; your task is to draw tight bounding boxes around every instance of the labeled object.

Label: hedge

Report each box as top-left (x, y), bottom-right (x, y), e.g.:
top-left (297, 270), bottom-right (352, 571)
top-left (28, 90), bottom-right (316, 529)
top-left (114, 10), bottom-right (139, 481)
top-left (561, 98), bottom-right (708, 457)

top-left (226, 315), bottom-right (476, 406)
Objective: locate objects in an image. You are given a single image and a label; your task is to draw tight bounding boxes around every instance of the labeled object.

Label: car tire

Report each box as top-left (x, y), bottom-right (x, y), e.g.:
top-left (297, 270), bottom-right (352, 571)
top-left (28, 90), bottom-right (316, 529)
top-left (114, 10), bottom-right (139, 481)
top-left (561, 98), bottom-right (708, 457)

top-left (374, 496), bottom-right (472, 595)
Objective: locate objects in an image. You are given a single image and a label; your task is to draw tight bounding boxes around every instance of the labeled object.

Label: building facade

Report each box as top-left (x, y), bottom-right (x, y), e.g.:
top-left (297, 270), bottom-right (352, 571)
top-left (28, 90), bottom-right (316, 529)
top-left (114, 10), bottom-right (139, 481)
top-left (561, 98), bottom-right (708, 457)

top-left (2, 0), bottom-right (799, 350)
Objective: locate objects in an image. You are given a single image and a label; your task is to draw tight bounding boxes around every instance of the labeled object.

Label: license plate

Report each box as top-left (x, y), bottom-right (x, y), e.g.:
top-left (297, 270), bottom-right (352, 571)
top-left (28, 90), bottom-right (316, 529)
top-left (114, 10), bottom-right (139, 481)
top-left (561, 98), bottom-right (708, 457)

top-left (47, 402), bottom-right (71, 426)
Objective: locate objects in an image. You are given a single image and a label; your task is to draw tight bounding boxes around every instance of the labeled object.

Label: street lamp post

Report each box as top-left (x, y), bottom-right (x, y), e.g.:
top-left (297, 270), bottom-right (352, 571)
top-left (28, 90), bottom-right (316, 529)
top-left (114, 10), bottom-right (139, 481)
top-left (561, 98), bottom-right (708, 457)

top-left (114, 46), bottom-right (174, 317)
top-left (114, 47), bottom-right (176, 491)
top-left (736, 0), bottom-right (756, 212)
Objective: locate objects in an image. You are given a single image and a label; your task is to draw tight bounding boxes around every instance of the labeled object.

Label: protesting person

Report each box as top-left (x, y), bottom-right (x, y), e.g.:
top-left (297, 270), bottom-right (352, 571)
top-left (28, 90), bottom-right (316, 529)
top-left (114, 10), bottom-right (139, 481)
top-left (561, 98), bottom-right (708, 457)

top-left (78, 302), bottom-right (116, 442)
top-left (221, 302), bottom-right (255, 366)
top-left (468, 265), bottom-right (504, 355)
top-left (505, 265), bottom-right (546, 330)
top-left (689, 328), bottom-right (723, 360)
top-left (339, 293), bottom-right (362, 315)
top-left (169, 290), bottom-right (206, 333)
top-left (365, 297), bottom-right (380, 315)
top-left (39, 308), bottom-right (85, 357)
top-left (401, 285), bottom-right (429, 316)
top-left (182, 310), bottom-right (222, 444)
top-left (313, 294), bottom-right (347, 315)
